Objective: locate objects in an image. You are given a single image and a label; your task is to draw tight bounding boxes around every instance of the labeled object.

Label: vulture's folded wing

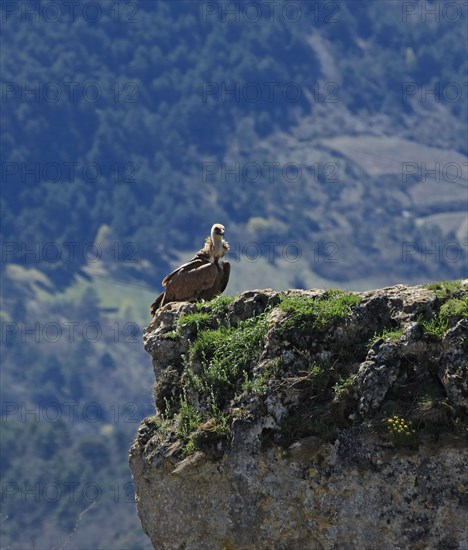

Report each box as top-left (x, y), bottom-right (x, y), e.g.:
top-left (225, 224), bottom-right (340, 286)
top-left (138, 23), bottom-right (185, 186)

top-left (219, 261), bottom-right (230, 293)
top-left (161, 251), bottom-right (211, 286)
top-left (198, 261), bottom-right (230, 301)
top-left (164, 262), bottom-right (219, 302)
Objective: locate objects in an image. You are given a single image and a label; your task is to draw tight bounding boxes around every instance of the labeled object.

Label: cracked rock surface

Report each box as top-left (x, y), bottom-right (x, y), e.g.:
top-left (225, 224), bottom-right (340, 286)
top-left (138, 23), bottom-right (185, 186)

top-left (130, 282), bottom-right (468, 549)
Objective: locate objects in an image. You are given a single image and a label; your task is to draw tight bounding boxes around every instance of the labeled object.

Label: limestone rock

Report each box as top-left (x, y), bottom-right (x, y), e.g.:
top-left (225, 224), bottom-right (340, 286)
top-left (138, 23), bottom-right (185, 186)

top-left (130, 283), bottom-right (468, 549)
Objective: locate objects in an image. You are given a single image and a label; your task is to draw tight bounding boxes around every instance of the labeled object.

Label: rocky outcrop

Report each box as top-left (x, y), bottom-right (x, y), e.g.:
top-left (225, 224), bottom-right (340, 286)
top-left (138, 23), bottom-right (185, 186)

top-left (130, 282), bottom-right (468, 549)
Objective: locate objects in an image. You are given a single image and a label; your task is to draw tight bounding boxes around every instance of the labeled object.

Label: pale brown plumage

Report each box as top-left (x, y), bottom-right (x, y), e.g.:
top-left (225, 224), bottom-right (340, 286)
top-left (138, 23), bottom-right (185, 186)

top-left (150, 224), bottom-right (230, 315)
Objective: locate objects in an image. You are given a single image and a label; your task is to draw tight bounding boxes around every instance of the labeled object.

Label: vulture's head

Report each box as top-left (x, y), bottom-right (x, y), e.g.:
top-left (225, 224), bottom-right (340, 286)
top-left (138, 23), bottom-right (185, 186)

top-left (211, 223), bottom-right (225, 240)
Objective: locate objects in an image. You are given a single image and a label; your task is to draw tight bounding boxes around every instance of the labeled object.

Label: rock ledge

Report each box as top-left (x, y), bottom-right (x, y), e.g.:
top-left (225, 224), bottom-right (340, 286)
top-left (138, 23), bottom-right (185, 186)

top-left (130, 282), bottom-right (468, 549)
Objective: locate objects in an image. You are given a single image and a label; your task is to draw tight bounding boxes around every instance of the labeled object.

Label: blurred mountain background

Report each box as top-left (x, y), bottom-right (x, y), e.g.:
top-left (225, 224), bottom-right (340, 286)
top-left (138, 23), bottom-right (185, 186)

top-left (1, 0), bottom-right (467, 547)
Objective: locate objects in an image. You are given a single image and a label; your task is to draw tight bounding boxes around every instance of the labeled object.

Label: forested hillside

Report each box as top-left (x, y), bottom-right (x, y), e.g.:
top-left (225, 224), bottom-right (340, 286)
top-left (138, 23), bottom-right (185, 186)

top-left (2, 0), bottom-right (466, 285)
top-left (1, 0), bottom-right (466, 547)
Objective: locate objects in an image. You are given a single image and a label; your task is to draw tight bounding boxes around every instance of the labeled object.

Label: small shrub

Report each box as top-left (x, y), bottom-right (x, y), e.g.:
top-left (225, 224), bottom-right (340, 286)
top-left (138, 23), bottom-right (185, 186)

top-left (421, 316), bottom-right (448, 340)
top-left (307, 362), bottom-right (334, 392)
top-left (242, 373), bottom-right (268, 394)
top-left (425, 280), bottom-right (462, 300)
top-left (188, 314), bottom-right (269, 406)
top-left (242, 358), bottom-right (282, 395)
top-left (439, 297), bottom-right (468, 322)
top-left (279, 290), bottom-right (362, 331)
top-left (415, 382), bottom-right (453, 427)
top-left (177, 313), bottom-right (269, 453)
top-left (387, 414), bottom-right (417, 446)
top-left (178, 312), bottom-right (212, 332)
top-left (181, 439), bottom-right (197, 457)
top-left (370, 328), bottom-right (404, 346)
top-left (177, 394), bottom-right (202, 441)
top-left (189, 326), bottom-right (228, 362)
top-left (333, 373), bottom-right (356, 400)
top-left (201, 294), bottom-right (235, 316)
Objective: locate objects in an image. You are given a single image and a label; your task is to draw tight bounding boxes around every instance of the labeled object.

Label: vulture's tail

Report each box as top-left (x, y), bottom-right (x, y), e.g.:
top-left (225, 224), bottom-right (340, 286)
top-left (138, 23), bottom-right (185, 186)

top-left (150, 292), bottom-right (165, 316)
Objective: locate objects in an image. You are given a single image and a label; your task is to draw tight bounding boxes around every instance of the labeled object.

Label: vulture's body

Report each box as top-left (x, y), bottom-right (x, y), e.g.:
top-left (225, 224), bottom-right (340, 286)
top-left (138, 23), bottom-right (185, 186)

top-left (150, 224), bottom-right (230, 315)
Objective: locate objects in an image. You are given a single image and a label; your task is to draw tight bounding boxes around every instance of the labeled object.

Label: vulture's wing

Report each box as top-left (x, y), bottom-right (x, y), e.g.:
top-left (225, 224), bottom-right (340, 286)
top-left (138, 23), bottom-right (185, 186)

top-left (162, 251), bottom-right (211, 286)
top-left (198, 261), bottom-right (230, 301)
top-left (219, 261), bottom-right (230, 293)
top-left (164, 262), bottom-right (219, 302)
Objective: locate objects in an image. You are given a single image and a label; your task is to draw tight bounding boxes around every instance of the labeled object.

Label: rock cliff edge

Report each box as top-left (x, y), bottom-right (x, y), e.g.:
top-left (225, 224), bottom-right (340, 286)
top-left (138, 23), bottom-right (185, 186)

top-left (130, 282), bottom-right (468, 549)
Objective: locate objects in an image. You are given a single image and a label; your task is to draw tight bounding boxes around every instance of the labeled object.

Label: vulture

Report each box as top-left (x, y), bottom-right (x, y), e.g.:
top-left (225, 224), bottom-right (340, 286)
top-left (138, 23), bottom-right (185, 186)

top-left (150, 223), bottom-right (231, 315)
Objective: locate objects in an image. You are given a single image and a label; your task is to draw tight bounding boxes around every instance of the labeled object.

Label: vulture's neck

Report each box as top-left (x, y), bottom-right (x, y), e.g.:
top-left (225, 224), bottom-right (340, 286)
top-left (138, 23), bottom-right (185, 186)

top-left (203, 236), bottom-right (225, 260)
top-left (212, 237), bottom-right (224, 259)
